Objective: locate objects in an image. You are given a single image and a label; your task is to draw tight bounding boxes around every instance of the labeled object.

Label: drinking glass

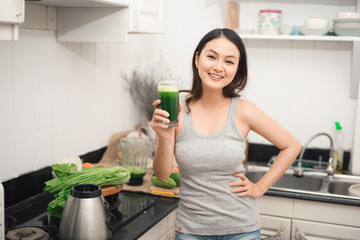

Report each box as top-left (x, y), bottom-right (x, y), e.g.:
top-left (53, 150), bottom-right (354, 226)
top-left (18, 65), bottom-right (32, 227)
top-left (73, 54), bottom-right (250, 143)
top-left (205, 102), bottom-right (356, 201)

top-left (157, 80), bottom-right (179, 127)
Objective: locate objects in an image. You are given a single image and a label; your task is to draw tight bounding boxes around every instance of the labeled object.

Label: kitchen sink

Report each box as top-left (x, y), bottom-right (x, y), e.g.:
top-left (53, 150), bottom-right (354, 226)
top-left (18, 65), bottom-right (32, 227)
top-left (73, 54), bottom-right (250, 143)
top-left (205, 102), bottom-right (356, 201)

top-left (327, 181), bottom-right (355, 195)
top-left (246, 171), bottom-right (324, 192)
top-left (245, 165), bottom-right (360, 201)
top-left (326, 178), bottom-right (360, 196)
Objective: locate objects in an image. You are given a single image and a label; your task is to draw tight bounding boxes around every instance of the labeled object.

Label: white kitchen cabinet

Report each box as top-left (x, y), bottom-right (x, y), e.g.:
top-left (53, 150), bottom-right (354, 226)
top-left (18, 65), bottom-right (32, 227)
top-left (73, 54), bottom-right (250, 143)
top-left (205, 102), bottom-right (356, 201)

top-left (128, 0), bottom-right (164, 34)
top-left (257, 195), bottom-right (293, 218)
top-left (27, 0), bottom-right (131, 8)
top-left (257, 195), bottom-right (293, 239)
top-left (293, 199), bottom-right (360, 228)
top-left (139, 209), bottom-right (177, 240)
top-left (260, 215), bottom-right (291, 239)
top-left (56, 7), bottom-right (129, 43)
top-left (292, 219), bottom-right (360, 240)
top-left (28, 0), bottom-right (130, 42)
top-left (0, 0), bottom-right (24, 40)
top-left (257, 195), bottom-right (360, 240)
top-left (25, 0), bottom-right (163, 42)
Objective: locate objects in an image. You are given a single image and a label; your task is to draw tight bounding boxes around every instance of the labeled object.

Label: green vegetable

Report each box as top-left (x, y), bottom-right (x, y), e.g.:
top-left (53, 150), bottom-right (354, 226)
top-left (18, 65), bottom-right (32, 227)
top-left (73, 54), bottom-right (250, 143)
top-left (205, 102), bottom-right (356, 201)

top-left (170, 172), bottom-right (181, 187)
top-left (44, 164), bottom-right (130, 217)
top-left (151, 176), bottom-right (176, 189)
top-left (52, 163), bottom-right (78, 178)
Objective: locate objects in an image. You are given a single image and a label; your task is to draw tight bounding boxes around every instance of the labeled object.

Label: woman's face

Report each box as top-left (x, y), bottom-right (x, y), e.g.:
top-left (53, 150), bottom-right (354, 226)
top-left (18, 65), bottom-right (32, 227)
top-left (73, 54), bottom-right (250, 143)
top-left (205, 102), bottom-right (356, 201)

top-left (195, 36), bottom-right (240, 92)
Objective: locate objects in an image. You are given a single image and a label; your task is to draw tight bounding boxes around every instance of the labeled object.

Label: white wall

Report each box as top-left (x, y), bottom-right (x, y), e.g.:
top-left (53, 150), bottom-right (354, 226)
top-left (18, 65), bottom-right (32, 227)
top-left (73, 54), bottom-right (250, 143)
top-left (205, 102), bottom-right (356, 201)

top-left (0, 0), bottom-right (358, 181)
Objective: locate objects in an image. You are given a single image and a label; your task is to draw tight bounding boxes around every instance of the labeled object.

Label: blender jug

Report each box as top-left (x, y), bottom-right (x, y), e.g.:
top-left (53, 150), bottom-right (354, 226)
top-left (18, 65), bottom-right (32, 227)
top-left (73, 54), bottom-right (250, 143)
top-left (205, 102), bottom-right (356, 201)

top-left (120, 137), bottom-right (151, 186)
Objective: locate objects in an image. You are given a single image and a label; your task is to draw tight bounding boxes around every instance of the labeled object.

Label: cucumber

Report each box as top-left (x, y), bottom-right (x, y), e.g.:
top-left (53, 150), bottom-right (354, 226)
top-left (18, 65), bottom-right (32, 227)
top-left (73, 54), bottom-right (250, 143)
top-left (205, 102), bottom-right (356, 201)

top-left (151, 176), bottom-right (176, 189)
top-left (170, 172), bottom-right (181, 187)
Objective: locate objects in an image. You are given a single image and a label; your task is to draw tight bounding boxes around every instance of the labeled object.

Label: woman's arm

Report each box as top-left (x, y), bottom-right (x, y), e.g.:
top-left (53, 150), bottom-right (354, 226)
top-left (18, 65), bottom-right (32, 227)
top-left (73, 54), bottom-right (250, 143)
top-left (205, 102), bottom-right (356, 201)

top-left (230, 100), bottom-right (302, 198)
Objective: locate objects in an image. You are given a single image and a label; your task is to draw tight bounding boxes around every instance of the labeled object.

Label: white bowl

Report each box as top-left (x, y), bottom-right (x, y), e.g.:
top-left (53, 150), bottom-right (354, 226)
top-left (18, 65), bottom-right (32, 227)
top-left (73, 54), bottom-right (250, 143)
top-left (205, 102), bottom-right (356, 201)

top-left (280, 25), bottom-right (294, 35)
top-left (235, 28), bottom-right (255, 35)
top-left (305, 17), bottom-right (329, 29)
top-left (333, 18), bottom-right (360, 23)
top-left (336, 12), bottom-right (360, 19)
top-left (348, 184), bottom-right (360, 197)
top-left (258, 28), bottom-right (279, 35)
top-left (299, 27), bottom-right (328, 36)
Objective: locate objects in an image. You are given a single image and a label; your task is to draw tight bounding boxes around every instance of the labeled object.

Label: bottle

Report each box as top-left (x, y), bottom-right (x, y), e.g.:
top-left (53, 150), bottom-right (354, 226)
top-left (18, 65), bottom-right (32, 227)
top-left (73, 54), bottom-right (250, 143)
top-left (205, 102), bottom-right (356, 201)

top-left (334, 122), bottom-right (345, 174)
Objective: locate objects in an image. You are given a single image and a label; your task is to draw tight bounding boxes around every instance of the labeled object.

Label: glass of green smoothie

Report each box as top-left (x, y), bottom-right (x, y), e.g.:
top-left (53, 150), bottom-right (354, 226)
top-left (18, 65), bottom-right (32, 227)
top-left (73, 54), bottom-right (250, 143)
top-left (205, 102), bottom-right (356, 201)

top-left (158, 80), bottom-right (179, 127)
top-left (120, 137), bottom-right (152, 186)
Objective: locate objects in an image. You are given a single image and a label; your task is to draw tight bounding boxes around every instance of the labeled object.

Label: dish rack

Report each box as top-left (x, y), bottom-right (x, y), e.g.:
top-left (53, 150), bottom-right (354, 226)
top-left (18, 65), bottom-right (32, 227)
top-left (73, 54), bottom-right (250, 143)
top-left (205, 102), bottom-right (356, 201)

top-left (268, 156), bottom-right (328, 172)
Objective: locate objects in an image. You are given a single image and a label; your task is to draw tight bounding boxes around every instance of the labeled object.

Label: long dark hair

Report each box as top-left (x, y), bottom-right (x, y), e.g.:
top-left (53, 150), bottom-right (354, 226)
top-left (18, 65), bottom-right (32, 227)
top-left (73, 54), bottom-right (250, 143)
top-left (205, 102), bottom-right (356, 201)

top-left (181, 28), bottom-right (248, 112)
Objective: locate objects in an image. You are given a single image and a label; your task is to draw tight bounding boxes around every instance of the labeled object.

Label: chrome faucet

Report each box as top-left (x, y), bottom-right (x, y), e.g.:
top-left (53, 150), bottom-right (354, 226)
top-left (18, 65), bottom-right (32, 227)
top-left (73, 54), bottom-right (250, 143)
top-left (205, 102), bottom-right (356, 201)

top-left (294, 132), bottom-right (335, 177)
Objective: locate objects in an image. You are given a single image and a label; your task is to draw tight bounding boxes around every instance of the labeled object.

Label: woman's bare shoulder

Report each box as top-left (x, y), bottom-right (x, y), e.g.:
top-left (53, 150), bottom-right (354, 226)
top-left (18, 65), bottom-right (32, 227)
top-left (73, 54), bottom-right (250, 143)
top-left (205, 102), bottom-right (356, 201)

top-left (236, 99), bottom-right (263, 122)
top-left (236, 99), bottom-right (257, 112)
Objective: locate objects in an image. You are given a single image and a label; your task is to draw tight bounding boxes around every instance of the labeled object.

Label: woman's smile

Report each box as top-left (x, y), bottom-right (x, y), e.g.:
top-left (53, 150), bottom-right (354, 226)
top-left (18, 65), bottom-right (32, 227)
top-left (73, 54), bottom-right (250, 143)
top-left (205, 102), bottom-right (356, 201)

top-left (209, 73), bottom-right (223, 80)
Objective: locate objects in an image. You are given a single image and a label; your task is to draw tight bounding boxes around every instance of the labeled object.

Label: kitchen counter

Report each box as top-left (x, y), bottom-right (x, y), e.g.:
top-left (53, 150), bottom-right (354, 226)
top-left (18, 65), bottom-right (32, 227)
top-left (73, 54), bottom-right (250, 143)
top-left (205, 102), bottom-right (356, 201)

top-left (111, 191), bottom-right (179, 240)
top-left (264, 188), bottom-right (360, 206)
top-left (5, 190), bottom-right (179, 240)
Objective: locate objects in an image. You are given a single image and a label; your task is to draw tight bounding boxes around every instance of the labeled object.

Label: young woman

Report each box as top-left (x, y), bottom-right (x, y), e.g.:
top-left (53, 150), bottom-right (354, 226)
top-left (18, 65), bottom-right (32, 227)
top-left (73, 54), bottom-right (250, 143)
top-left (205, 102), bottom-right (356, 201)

top-left (151, 28), bottom-right (301, 240)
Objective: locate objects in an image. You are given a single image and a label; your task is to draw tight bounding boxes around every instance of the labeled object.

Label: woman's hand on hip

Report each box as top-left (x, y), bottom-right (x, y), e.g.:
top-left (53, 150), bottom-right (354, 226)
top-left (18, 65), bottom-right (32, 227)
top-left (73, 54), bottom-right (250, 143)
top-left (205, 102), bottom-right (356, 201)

top-left (229, 172), bottom-right (265, 199)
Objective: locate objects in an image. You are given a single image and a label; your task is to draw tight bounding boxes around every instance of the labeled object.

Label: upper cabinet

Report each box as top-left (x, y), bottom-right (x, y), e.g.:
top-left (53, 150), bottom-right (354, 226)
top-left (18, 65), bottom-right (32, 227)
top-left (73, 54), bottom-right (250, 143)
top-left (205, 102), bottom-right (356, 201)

top-left (1, 0), bottom-right (163, 42)
top-left (25, 0), bottom-right (131, 8)
top-left (0, 0), bottom-right (25, 40)
top-left (128, 0), bottom-right (164, 34)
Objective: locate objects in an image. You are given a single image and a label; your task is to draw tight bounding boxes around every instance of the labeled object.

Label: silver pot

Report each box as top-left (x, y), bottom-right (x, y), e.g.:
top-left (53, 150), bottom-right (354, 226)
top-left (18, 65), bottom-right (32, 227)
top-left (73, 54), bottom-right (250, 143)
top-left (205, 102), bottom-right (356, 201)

top-left (59, 184), bottom-right (111, 240)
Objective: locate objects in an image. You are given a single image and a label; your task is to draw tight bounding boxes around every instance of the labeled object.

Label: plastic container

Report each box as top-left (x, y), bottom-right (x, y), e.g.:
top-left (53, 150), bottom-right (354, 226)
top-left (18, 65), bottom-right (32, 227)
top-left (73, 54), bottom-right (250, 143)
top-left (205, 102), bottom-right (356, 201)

top-left (333, 121), bottom-right (345, 173)
top-left (258, 10), bottom-right (282, 35)
top-left (120, 137), bottom-right (152, 186)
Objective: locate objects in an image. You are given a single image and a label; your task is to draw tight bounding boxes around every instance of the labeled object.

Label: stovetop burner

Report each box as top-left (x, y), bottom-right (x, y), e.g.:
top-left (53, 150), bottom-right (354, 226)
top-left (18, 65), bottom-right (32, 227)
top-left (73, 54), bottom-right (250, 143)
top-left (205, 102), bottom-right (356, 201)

top-left (5, 191), bottom-right (155, 238)
top-left (6, 227), bottom-right (49, 240)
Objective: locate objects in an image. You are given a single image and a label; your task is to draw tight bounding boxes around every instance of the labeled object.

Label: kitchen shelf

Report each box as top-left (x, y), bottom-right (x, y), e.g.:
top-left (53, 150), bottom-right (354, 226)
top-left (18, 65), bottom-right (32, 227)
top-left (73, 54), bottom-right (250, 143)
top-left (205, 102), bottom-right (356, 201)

top-left (239, 34), bottom-right (360, 42)
top-left (25, 0), bottom-right (130, 8)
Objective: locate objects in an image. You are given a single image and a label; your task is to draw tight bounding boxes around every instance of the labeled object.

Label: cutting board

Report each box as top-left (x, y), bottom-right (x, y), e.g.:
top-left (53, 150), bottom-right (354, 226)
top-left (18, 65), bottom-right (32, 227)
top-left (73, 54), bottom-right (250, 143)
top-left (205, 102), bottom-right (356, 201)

top-left (101, 185), bottom-right (123, 197)
top-left (227, 1), bottom-right (239, 30)
top-left (122, 168), bottom-right (180, 198)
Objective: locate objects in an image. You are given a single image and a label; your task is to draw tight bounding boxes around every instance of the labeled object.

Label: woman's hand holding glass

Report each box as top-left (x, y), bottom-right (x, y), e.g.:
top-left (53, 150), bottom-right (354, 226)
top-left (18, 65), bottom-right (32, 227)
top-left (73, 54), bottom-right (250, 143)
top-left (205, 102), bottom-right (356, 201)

top-left (151, 99), bottom-right (182, 138)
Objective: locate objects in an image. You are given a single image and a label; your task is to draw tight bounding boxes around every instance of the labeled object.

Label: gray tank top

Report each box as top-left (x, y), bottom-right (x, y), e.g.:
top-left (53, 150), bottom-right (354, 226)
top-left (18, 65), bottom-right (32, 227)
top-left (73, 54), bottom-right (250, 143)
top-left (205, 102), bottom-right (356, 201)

top-left (174, 95), bottom-right (260, 235)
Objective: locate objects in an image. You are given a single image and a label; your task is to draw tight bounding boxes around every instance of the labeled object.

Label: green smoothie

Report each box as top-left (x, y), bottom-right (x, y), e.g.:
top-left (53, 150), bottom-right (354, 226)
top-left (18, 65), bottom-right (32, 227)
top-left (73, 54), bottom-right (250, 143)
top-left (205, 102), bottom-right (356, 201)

top-left (158, 84), bottom-right (179, 127)
top-left (125, 166), bottom-right (147, 179)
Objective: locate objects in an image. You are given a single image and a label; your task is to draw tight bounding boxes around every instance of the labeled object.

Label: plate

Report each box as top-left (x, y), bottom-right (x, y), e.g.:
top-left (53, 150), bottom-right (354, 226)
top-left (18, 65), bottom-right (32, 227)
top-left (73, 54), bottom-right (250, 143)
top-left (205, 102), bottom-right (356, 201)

top-left (333, 18), bottom-right (360, 23)
top-left (334, 22), bottom-right (360, 29)
top-left (235, 28), bottom-right (255, 35)
top-left (299, 27), bottom-right (328, 36)
top-left (334, 28), bottom-right (360, 36)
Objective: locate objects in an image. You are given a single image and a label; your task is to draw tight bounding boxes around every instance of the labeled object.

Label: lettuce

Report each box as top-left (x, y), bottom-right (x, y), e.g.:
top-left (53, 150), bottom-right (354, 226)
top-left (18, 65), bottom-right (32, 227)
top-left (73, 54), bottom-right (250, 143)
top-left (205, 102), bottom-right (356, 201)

top-left (52, 163), bottom-right (78, 178)
top-left (44, 164), bottom-right (130, 217)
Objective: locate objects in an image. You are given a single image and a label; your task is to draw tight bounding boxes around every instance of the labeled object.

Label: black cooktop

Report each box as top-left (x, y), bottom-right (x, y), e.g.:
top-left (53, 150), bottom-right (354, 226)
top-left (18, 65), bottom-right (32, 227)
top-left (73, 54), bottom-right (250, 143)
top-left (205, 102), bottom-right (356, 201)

top-left (5, 191), bottom-right (154, 240)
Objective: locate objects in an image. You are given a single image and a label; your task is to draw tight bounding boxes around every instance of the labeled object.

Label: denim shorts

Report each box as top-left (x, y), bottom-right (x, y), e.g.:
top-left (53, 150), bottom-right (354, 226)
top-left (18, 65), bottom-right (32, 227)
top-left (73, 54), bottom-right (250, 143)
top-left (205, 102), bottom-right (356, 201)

top-left (174, 229), bottom-right (261, 240)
